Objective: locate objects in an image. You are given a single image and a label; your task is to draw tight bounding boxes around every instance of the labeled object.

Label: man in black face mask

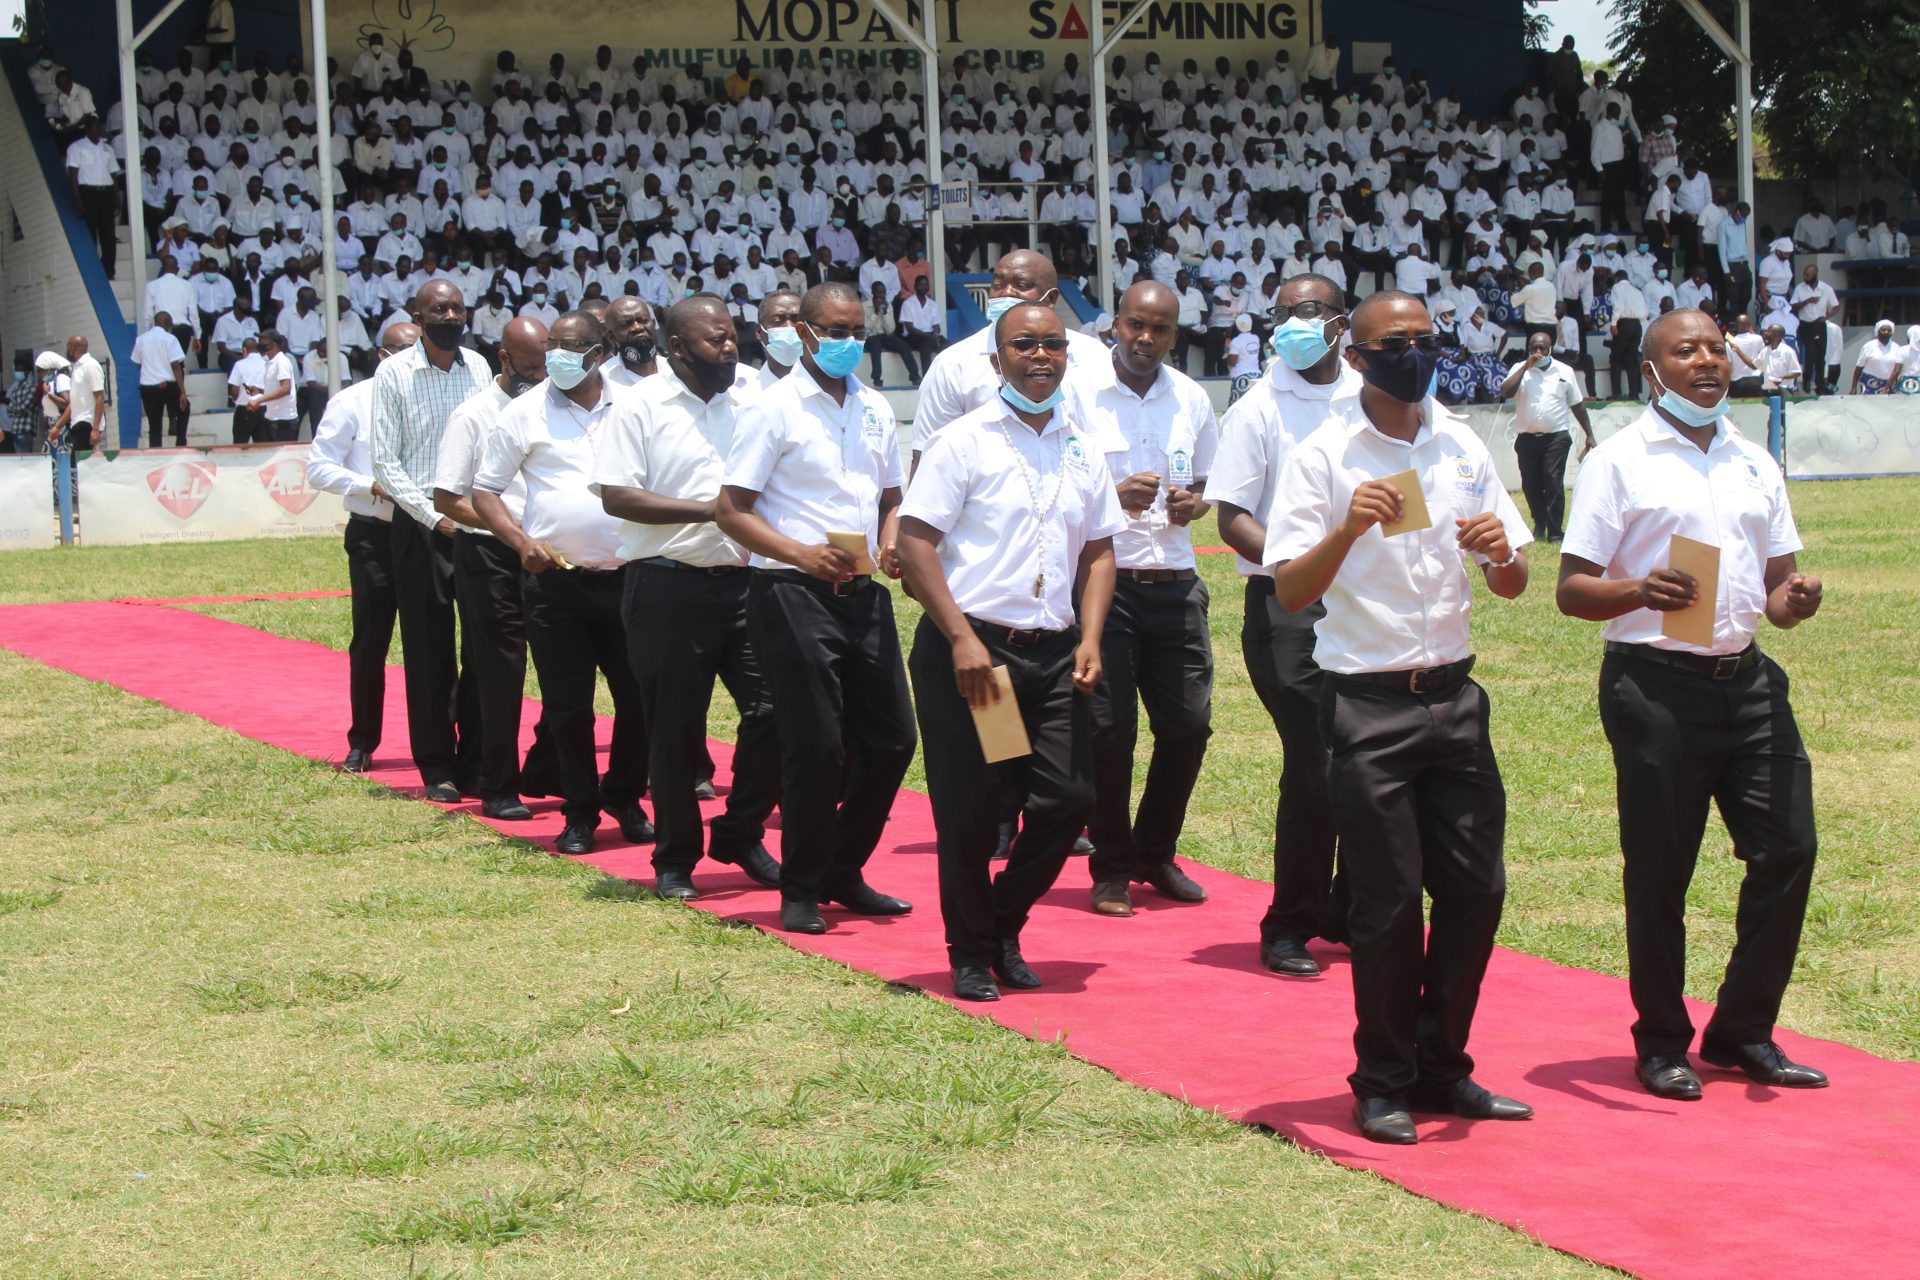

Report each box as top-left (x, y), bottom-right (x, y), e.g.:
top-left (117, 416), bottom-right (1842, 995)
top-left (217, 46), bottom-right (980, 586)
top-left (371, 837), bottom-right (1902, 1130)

top-left (1265, 290), bottom-right (1535, 1147)
top-left (428, 316), bottom-right (563, 818)
top-left (601, 296), bottom-right (659, 388)
top-left (593, 294), bottom-right (784, 899)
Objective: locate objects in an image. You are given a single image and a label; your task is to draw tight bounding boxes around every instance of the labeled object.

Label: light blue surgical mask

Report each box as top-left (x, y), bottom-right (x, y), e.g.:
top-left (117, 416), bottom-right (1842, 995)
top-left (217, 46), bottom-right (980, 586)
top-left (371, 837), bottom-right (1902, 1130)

top-left (999, 381), bottom-right (1064, 414)
top-left (764, 324), bottom-right (805, 366)
top-left (1650, 372), bottom-right (1726, 428)
top-left (1271, 314), bottom-right (1335, 369)
top-left (545, 346), bottom-right (596, 389)
top-left (805, 325), bottom-right (864, 378)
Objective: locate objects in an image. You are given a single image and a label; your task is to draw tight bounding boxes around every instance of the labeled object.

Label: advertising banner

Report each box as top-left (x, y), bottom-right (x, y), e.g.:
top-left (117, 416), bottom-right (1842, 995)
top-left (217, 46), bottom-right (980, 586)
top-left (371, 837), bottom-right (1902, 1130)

top-left (75, 446), bottom-right (347, 547)
top-left (0, 454), bottom-right (58, 552)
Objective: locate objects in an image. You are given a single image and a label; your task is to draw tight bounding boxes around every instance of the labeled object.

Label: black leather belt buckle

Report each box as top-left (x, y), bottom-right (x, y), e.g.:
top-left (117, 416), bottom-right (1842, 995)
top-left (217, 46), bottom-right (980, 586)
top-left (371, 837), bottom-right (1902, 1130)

top-left (1712, 653), bottom-right (1745, 679)
top-left (1005, 627), bottom-right (1042, 647)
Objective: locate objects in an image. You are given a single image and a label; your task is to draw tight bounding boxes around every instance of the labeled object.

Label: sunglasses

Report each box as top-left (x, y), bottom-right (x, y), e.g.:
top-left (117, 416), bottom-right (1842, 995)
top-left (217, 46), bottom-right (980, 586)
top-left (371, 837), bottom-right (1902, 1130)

top-left (1354, 333), bottom-right (1442, 354)
top-left (1001, 336), bottom-right (1070, 354)
top-left (1273, 300), bottom-right (1343, 321)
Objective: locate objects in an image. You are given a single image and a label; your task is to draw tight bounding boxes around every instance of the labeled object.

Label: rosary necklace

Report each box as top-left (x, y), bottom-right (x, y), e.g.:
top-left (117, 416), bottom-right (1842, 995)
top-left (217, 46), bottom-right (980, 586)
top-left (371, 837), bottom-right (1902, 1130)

top-left (993, 420), bottom-right (1070, 598)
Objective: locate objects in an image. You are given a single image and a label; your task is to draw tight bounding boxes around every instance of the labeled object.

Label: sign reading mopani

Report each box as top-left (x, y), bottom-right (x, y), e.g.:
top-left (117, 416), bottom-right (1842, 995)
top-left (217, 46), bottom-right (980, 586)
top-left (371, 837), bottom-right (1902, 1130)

top-left (77, 447), bottom-right (347, 546)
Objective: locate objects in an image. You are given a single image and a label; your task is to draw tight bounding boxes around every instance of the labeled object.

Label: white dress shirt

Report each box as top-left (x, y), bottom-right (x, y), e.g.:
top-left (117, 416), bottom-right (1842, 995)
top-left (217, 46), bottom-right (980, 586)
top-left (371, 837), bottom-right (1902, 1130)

top-left (432, 380), bottom-right (522, 530)
top-left (1562, 408), bottom-right (1799, 655)
top-left (912, 323), bottom-right (1109, 451)
top-left (307, 378), bottom-right (394, 520)
top-left (900, 394), bottom-right (1125, 631)
top-left (473, 380), bottom-right (625, 568)
top-left (1064, 356), bottom-right (1218, 570)
top-left (1265, 399), bottom-right (1533, 674)
top-left (1209, 357), bottom-right (1364, 575)
top-left (371, 340), bottom-right (495, 528)
top-left (1513, 358), bottom-right (1585, 434)
top-left (260, 351), bottom-right (299, 421)
top-left (723, 370), bottom-right (903, 570)
top-left (131, 326), bottom-right (186, 384)
top-left (591, 365), bottom-right (754, 566)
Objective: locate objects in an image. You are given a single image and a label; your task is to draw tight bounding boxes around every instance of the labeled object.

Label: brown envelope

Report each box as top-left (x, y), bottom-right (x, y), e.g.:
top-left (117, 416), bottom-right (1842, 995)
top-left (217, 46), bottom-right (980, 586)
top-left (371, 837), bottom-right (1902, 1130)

top-left (1377, 468), bottom-right (1432, 537)
top-left (1662, 535), bottom-right (1720, 648)
top-left (970, 666), bottom-right (1031, 764)
top-left (825, 530), bottom-right (876, 574)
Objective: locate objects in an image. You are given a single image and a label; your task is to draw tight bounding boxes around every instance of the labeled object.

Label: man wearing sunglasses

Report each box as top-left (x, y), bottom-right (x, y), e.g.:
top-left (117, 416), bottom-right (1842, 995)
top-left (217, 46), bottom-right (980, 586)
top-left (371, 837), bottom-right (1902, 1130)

top-left (1063, 282), bottom-right (1219, 918)
top-left (1267, 290), bottom-right (1534, 1145)
top-left (1209, 274), bottom-right (1362, 978)
top-left (718, 282), bottom-right (918, 936)
top-left (898, 301), bottom-right (1123, 1002)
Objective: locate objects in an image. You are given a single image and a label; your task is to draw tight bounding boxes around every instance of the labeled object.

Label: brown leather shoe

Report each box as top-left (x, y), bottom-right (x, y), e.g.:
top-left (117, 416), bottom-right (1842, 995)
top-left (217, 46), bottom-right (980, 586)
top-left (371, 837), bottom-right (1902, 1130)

top-left (1090, 881), bottom-right (1134, 916)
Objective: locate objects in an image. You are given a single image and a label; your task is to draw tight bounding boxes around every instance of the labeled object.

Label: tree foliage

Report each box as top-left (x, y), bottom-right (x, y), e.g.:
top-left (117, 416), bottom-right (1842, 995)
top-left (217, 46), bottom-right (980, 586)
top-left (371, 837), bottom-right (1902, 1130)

top-left (1608, 0), bottom-right (1920, 182)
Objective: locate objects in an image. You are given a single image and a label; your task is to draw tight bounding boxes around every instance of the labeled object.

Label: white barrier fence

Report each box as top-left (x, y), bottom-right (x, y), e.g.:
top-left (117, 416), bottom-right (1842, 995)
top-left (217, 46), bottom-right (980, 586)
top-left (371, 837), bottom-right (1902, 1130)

top-left (0, 455), bottom-right (59, 550)
top-left (72, 446), bottom-right (346, 547)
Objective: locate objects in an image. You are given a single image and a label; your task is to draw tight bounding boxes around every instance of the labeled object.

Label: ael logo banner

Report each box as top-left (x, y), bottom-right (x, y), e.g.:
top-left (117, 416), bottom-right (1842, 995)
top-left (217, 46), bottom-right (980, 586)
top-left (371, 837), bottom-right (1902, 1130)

top-left (260, 456), bottom-right (318, 514)
top-left (147, 460), bottom-right (218, 519)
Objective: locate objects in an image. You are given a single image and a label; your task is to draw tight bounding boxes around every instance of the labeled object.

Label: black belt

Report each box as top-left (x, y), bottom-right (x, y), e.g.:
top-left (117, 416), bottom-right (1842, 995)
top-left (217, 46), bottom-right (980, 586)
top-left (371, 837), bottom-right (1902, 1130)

top-left (1333, 655), bottom-right (1476, 695)
top-left (1605, 641), bottom-right (1760, 680)
top-left (1116, 568), bottom-right (1198, 583)
top-left (756, 567), bottom-right (872, 596)
top-left (636, 555), bottom-right (746, 576)
top-left (969, 617), bottom-right (1071, 648)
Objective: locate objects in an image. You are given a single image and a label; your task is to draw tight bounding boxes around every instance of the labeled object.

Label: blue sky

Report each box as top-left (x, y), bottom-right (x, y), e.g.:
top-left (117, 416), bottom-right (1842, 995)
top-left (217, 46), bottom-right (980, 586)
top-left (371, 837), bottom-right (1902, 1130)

top-left (1537, 0), bottom-right (1619, 59)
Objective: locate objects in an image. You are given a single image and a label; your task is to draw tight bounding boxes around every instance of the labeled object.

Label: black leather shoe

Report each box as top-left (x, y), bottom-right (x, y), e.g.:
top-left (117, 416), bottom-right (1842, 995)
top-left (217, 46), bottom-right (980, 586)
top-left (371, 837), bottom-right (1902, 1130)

top-left (693, 779), bottom-right (719, 801)
top-left (341, 748), bottom-right (372, 773)
top-left (1261, 936), bottom-right (1321, 977)
top-left (653, 868), bottom-right (698, 900)
top-left (1090, 881), bottom-right (1134, 916)
top-left (780, 898), bottom-right (826, 934)
top-left (826, 881), bottom-right (912, 916)
top-left (713, 842), bottom-right (781, 889)
top-left (1071, 832), bottom-right (1094, 856)
top-left (423, 781), bottom-right (461, 804)
top-left (952, 964), bottom-right (1001, 1002)
top-left (992, 938), bottom-right (1042, 989)
top-left (1408, 1077), bottom-right (1533, 1120)
top-left (1635, 1053), bottom-right (1703, 1101)
top-left (608, 803), bottom-right (655, 844)
top-left (1353, 1097), bottom-right (1418, 1145)
top-left (481, 797), bottom-right (533, 821)
top-left (1699, 1037), bottom-right (1829, 1088)
top-left (1138, 861), bottom-right (1208, 903)
top-left (993, 820), bottom-right (1016, 860)
top-left (554, 822), bottom-right (596, 855)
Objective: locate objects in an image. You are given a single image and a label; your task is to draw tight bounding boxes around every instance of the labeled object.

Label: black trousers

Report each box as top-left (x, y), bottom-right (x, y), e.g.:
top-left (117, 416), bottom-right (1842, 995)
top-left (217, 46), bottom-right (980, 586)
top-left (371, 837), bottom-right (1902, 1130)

top-left (389, 515), bottom-right (482, 788)
top-left (343, 515), bottom-right (398, 754)
top-left (1322, 673), bottom-right (1507, 1101)
top-left (1513, 430), bottom-right (1572, 541)
top-left (1610, 319), bottom-right (1644, 400)
top-left (452, 531), bottom-right (559, 801)
top-left (624, 561), bottom-right (780, 872)
top-left (79, 184), bottom-right (117, 276)
top-left (911, 615), bottom-right (1092, 967)
top-left (746, 572), bottom-right (916, 901)
top-left (231, 406), bottom-right (266, 445)
top-left (1087, 575), bottom-right (1213, 882)
top-left (1243, 578), bottom-right (1344, 946)
top-left (1597, 649), bottom-right (1817, 1058)
top-left (1797, 321), bottom-right (1829, 395)
top-left (141, 384), bottom-right (185, 447)
top-left (521, 566), bottom-right (648, 825)
top-left (1599, 160), bottom-right (1632, 233)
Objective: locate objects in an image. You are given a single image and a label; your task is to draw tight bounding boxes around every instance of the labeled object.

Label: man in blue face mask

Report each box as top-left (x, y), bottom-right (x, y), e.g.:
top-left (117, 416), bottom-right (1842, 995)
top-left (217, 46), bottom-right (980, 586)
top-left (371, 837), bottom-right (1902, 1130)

top-left (717, 282), bottom-right (918, 936)
top-left (1558, 307), bottom-right (1827, 1102)
top-left (1267, 290), bottom-right (1535, 1145)
top-left (1208, 273), bottom-right (1361, 977)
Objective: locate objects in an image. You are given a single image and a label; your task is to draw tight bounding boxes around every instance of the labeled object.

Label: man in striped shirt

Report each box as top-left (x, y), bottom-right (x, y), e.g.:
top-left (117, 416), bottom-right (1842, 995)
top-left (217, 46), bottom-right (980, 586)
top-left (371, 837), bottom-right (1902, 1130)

top-left (370, 281), bottom-right (494, 801)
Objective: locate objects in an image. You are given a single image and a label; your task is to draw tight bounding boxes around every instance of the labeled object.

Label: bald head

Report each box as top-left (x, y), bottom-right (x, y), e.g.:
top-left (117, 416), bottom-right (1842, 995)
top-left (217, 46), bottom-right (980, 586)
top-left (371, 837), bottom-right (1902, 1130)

top-left (1119, 280), bottom-right (1177, 324)
top-left (990, 249), bottom-right (1060, 299)
top-left (380, 320), bottom-right (421, 350)
top-left (1349, 289), bottom-right (1429, 344)
top-left (500, 316), bottom-right (547, 386)
top-left (415, 279), bottom-right (462, 314)
top-left (664, 293), bottom-right (731, 346)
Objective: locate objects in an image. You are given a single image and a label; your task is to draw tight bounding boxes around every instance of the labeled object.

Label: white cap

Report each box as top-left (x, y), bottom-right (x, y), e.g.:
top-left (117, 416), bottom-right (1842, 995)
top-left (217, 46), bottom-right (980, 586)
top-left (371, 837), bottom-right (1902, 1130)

top-left (34, 351), bottom-right (70, 371)
top-left (1771, 237), bottom-right (1794, 253)
top-left (1234, 313), bottom-right (1253, 332)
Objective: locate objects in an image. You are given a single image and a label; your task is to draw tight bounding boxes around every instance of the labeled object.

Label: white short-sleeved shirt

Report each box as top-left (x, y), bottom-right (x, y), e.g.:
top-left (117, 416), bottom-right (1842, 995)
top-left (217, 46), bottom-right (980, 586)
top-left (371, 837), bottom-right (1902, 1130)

top-left (1514, 357), bottom-right (1584, 434)
top-left (433, 381), bottom-right (523, 529)
top-left (67, 354), bottom-right (106, 424)
top-left (722, 369), bottom-right (903, 570)
top-left (473, 380), bottom-right (625, 569)
top-left (260, 351), bottom-right (299, 420)
top-left (1063, 355), bottom-right (1219, 570)
top-left (899, 394), bottom-right (1125, 631)
top-left (1208, 357), bottom-right (1364, 576)
top-left (1562, 408), bottom-right (1800, 655)
top-left (911, 321), bottom-right (1109, 451)
top-left (131, 327), bottom-right (186, 384)
top-left (590, 366), bottom-right (754, 567)
top-left (1265, 399), bottom-right (1533, 674)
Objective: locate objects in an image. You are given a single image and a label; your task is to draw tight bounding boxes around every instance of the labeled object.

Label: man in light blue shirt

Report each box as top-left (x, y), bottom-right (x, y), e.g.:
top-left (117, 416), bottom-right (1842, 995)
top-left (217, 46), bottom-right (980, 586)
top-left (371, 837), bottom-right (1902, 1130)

top-left (1716, 200), bottom-right (1753, 317)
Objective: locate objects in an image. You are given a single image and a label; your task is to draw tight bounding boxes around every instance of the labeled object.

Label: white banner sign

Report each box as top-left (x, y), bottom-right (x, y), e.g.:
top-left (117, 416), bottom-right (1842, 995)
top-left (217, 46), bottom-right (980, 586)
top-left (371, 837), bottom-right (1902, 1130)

top-left (76, 446), bottom-right (348, 547)
top-left (0, 454), bottom-right (58, 552)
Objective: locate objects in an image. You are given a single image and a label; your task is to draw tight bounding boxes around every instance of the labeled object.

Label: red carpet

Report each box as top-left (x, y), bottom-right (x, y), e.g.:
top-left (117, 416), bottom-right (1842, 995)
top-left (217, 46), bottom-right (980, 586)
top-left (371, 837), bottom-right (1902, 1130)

top-left (3, 599), bottom-right (1916, 1280)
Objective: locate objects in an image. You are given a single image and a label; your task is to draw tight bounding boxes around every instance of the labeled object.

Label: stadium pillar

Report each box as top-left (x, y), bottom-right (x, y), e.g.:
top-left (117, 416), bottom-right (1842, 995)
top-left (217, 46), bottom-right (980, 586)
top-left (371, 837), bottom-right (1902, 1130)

top-left (865, 0), bottom-right (945, 314)
top-left (117, 0), bottom-right (191, 447)
top-left (1090, 0), bottom-right (1156, 316)
top-left (311, 0), bottom-right (343, 393)
top-left (1677, 0), bottom-right (1755, 277)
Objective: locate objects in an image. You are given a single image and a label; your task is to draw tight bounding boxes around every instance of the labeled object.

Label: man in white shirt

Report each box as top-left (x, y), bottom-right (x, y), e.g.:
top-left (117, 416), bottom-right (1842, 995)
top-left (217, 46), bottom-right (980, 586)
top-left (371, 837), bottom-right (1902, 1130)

top-left (896, 301), bottom-right (1123, 1002)
top-left (1058, 282), bottom-right (1218, 918)
top-left (63, 335), bottom-right (108, 451)
top-left (132, 313), bottom-right (189, 446)
top-left (66, 117), bottom-right (121, 277)
top-left (227, 338), bottom-right (267, 442)
top-left (1557, 306), bottom-right (1828, 1101)
top-left (591, 295), bottom-right (784, 899)
top-left (1788, 264), bottom-right (1840, 394)
top-left (250, 329), bottom-right (300, 441)
top-left (599, 296), bottom-right (659, 387)
top-left (1608, 273), bottom-right (1651, 400)
top-left (716, 282), bottom-right (918, 935)
top-left (1266, 290), bottom-right (1534, 1145)
top-left (1759, 323), bottom-right (1802, 393)
top-left (1498, 331), bottom-right (1594, 542)
top-left (1509, 261), bottom-right (1559, 341)
top-left (1725, 313), bottom-right (1767, 395)
top-left (308, 322), bottom-right (416, 771)
top-left (1210, 272), bottom-right (1361, 976)
top-left (897, 274), bottom-right (945, 380)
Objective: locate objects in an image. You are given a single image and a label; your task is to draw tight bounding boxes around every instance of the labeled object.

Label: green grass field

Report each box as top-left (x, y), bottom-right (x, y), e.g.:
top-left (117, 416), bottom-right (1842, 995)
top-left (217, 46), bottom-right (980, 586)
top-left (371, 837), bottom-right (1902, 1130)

top-left (2, 479), bottom-right (1916, 1279)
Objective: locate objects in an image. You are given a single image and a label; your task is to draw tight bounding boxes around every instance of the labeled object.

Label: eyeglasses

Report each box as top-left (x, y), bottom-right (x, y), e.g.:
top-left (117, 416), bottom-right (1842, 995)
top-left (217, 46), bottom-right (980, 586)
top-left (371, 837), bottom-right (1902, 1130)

top-left (1002, 336), bottom-right (1070, 354)
top-left (1273, 300), bottom-right (1343, 321)
top-left (1353, 333), bottom-right (1442, 354)
top-left (809, 325), bottom-right (866, 342)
